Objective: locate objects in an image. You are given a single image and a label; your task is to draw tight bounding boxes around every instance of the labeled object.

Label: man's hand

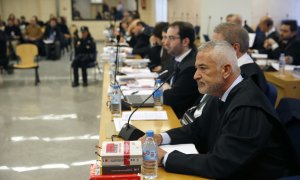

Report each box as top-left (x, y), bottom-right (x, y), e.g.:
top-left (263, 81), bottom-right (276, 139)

top-left (139, 134), bottom-right (163, 145)
top-left (162, 83), bottom-right (171, 91)
top-left (158, 147), bottom-right (167, 167)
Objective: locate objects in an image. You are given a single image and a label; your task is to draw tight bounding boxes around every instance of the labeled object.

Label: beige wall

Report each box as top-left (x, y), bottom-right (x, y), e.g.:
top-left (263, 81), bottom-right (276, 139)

top-left (168, 0), bottom-right (201, 25)
top-left (1, 0), bottom-right (56, 22)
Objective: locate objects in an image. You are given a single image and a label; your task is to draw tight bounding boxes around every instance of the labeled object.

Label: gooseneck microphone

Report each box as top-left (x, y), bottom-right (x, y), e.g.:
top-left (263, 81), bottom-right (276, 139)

top-left (118, 70), bottom-right (177, 140)
top-left (114, 35), bottom-right (121, 83)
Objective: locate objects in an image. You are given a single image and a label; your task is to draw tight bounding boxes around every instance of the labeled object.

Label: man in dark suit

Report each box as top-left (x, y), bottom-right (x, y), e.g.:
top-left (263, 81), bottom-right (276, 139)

top-left (264, 20), bottom-right (300, 65)
top-left (212, 22), bottom-right (268, 93)
top-left (162, 21), bottom-right (200, 118)
top-left (126, 20), bottom-right (151, 58)
top-left (252, 16), bottom-right (280, 52)
top-left (140, 41), bottom-right (296, 179)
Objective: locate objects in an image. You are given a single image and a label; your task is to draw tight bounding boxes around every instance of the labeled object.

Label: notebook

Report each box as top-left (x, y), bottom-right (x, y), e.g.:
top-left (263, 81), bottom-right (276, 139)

top-left (125, 95), bottom-right (154, 108)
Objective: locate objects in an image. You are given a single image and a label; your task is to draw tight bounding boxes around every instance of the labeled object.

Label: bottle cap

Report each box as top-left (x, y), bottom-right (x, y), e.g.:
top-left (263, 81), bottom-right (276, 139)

top-left (146, 130), bottom-right (154, 137)
top-left (156, 79), bottom-right (161, 83)
top-left (113, 84), bottom-right (118, 89)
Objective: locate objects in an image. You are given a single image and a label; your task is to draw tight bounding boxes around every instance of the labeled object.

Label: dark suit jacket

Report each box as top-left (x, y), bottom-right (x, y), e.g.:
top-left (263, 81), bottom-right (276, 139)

top-left (267, 36), bottom-right (300, 65)
top-left (132, 30), bottom-right (151, 58)
top-left (147, 45), bottom-right (162, 70)
top-left (240, 62), bottom-right (268, 93)
top-left (163, 48), bottom-right (201, 118)
top-left (164, 79), bottom-right (296, 180)
top-left (252, 28), bottom-right (280, 52)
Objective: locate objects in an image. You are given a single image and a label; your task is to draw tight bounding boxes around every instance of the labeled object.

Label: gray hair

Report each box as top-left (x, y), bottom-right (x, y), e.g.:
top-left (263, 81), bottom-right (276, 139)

top-left (213, 22), bottom-right (249, 53)
top-left (198, 40), bottom-right (240, 75)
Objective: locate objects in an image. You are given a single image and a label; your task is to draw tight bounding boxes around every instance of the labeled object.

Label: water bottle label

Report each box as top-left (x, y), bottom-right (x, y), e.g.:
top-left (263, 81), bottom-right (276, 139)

top-left (153, 89), bottom-right (162, 98)
top-left (143, 150), bottom-right (157, 161)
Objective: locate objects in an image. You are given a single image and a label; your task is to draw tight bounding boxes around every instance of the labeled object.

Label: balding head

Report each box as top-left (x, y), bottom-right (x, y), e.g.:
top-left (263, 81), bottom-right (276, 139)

top-left (259, 16), bottom-right (274, 33)
top-left (226, 14), bottom-right (242, 26)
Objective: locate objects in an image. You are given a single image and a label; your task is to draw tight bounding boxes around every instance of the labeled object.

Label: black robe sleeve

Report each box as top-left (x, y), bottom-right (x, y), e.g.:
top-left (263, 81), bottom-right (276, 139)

top-left (165, 107), bottom-right (273, 179)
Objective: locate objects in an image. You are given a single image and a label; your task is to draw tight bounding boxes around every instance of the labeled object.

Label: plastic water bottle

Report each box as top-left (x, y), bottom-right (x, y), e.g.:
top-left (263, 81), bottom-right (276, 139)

top-left (153, 79), bottom-right (162, 108)
top-left (279, 53), bottom-right (285, 75)
top-left (142, 130), bottom-right (158, 179)
top-left (111, 84), bottom-right (121, 116)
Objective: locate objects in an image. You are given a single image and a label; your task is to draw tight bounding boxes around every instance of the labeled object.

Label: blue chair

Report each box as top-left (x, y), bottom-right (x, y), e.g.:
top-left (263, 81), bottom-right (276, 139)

top-left (276, 98), bottom-right (300, 179)
top-left (265, 83), bottom-right (277, 107)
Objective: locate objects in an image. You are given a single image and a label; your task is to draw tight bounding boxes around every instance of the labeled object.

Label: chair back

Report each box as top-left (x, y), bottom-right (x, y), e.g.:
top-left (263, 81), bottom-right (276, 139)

top-left (265, 83), bottom-right (277, 106)
top-left (16, 44), bottom-right (38, 66)
top-left (276, 98), bottom-right (300, 173)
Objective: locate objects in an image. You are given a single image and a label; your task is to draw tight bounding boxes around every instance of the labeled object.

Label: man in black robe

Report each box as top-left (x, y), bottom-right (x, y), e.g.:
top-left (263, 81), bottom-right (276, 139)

top-left (140, 41), bottom-right (296, 179)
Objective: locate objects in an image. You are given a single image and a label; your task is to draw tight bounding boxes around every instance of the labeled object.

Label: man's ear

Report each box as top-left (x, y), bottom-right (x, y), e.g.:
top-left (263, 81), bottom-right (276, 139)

top-left (232, 43), bottom-right (240, 52)
top-left (222, 64), bottom-right (232, 79)
top-left (182, 37), bottom-right (190, 47)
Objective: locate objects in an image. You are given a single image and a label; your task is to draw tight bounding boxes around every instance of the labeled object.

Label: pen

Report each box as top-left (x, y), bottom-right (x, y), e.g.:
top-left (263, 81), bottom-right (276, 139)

top-left (131, 91), bottom-right (139, 95)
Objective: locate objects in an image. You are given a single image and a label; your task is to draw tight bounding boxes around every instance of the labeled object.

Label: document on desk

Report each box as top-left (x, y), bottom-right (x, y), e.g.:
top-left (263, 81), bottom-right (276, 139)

top-left (113, 118), bottom-right (130, 132)
top-left (121, 111), bottom-right (168, 121)
top-left (160, 144), bottom-right (199, 154)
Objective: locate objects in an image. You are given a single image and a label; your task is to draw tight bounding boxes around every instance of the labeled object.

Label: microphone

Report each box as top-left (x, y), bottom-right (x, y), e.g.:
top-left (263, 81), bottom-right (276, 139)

top-left (118, 70), bottom-right (177, 140)
top-left (114, 35), bottom-right (121, 83)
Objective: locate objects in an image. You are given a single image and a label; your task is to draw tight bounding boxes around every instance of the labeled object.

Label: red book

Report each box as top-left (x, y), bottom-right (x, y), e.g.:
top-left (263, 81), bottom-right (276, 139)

top-left (89, 164), bottom-right (141, 180)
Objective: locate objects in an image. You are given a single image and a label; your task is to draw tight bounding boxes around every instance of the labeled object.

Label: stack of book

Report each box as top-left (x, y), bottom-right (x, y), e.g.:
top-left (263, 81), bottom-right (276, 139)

top-left (90, 141), bottom-right (143, 180)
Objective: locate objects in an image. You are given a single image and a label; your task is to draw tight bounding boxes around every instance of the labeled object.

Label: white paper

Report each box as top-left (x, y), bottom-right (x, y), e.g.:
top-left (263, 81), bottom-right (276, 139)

top-left (122, 111), bottom-right (168, 121)
top-left (160, 144), bottom-right (198, 154)
top-left (271, 62), bottom-right (296, 71)
top-left (251, 53), bottom-right (268, 59)
top-left (113, 118), bottom-right (130, 132)
top-left (248, 33), bottom-right (256, 48)
top-left (122, 89), bottom-right (154, 96)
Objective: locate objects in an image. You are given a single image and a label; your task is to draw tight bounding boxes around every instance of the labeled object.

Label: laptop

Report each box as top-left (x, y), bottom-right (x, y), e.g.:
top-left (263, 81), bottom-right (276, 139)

top-left (125, 95), bottom-right (155, 108)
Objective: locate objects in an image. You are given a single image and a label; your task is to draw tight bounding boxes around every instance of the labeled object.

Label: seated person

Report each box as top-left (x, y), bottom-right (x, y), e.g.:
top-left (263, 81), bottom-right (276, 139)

top-left (140, 40), bottom-right (297, 179)
top-left (0, 23), bottom-right (13, 74)
top-left (23, 17), bottom-right (43, 55)
top-left (162, 21), bottom-right (200, 118)
top-left (146, 22), bottom-right (169, 72)
top-left (43, 18), bottom-right (62, 60)
top-left (264, 20), bottom-right (300, 65)
top-left (71, 26), bottom-right (96, 87)
top-left (124, 20), bottom-right (151, 58)
top-left (4, 18), bottom-right (21, 59)
top-left (252, 16), bottom-right (280, 52)
top-left (57, 16), bottom-right (71, 52)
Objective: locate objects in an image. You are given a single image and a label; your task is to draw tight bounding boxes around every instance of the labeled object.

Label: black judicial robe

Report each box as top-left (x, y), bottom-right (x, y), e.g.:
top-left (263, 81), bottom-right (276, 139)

top-left (165, 78), bottom-right (295, 179)
top-left (240, 62), bottom-right (268, 93)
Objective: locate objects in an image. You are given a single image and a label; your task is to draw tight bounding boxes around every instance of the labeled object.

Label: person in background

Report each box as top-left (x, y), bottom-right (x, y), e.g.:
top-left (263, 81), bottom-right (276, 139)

top-left (4, 18), bottom-right (21, 59)
top-left (125, 20), bottom-right (151, 58)
top-left (212, 22), bottom-right (268, 93)
top-left (43, 18), bottom-right (62, 60)
top-left (0, 22), bottom-right (13, 74)
top-left (252, 16), bottom-right (279, 52)
top-left (57, 16), bottom-right (71, 52)
top-left (226, 13), bottom-right (254, 33)
top-left (146, 22), bottom-right (169, 72)
top-left (162, 21), bottom-right (200, 118)
top-left (264, 20), bottom-right (300, 65)
top-left (140, 40), bottom-right (296, 179)
top-left (23, 17), bottom-right (43, 53)
top-left (71, 26), bottom-right (96, 87)
top-left (32, 15), bottom-right (44, 27)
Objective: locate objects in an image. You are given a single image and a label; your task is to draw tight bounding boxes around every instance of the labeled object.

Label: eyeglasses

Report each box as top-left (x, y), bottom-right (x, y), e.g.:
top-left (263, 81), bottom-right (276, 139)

top-left (163, 35), bottom-right (181, 41)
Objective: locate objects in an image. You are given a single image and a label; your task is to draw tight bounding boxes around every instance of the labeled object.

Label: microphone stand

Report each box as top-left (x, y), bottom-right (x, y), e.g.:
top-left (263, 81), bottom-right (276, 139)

top-left (118, 71), bottom-right (176, 140)
top-left (114, 35), bottom-right (121, 84)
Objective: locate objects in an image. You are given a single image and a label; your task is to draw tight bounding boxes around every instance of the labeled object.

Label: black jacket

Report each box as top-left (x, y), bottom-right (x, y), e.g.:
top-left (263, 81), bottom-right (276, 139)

top-left (165, 79), bottom-right (296, 179)
top-left (163, 48), bottom-right (201, 118)
top-left (132, 29), bottom-right (151, 58)
top-left (267, 36), bottom-right (300, 65)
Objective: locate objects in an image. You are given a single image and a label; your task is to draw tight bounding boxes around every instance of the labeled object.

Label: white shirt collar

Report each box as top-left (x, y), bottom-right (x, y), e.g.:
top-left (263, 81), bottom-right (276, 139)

top-left (265, 27), bottom-right (276, 37)
top-left (237, 53), bottom-right (254, 67)
top-left (175, 49), bottom-right (192, 62)
top-left (220, 75), bottom-right (243, 102)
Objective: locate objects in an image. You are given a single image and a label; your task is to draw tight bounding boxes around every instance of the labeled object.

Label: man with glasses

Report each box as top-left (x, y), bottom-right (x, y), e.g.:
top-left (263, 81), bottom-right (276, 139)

top-left (161, 21), bottom-right (200, 118)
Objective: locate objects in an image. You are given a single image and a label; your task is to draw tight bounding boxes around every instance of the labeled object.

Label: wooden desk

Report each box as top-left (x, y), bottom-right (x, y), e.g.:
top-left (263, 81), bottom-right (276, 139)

top-left (98, 62), bottom-right (206, 179)
top-left (265, 71), bottom-right (300, 106)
